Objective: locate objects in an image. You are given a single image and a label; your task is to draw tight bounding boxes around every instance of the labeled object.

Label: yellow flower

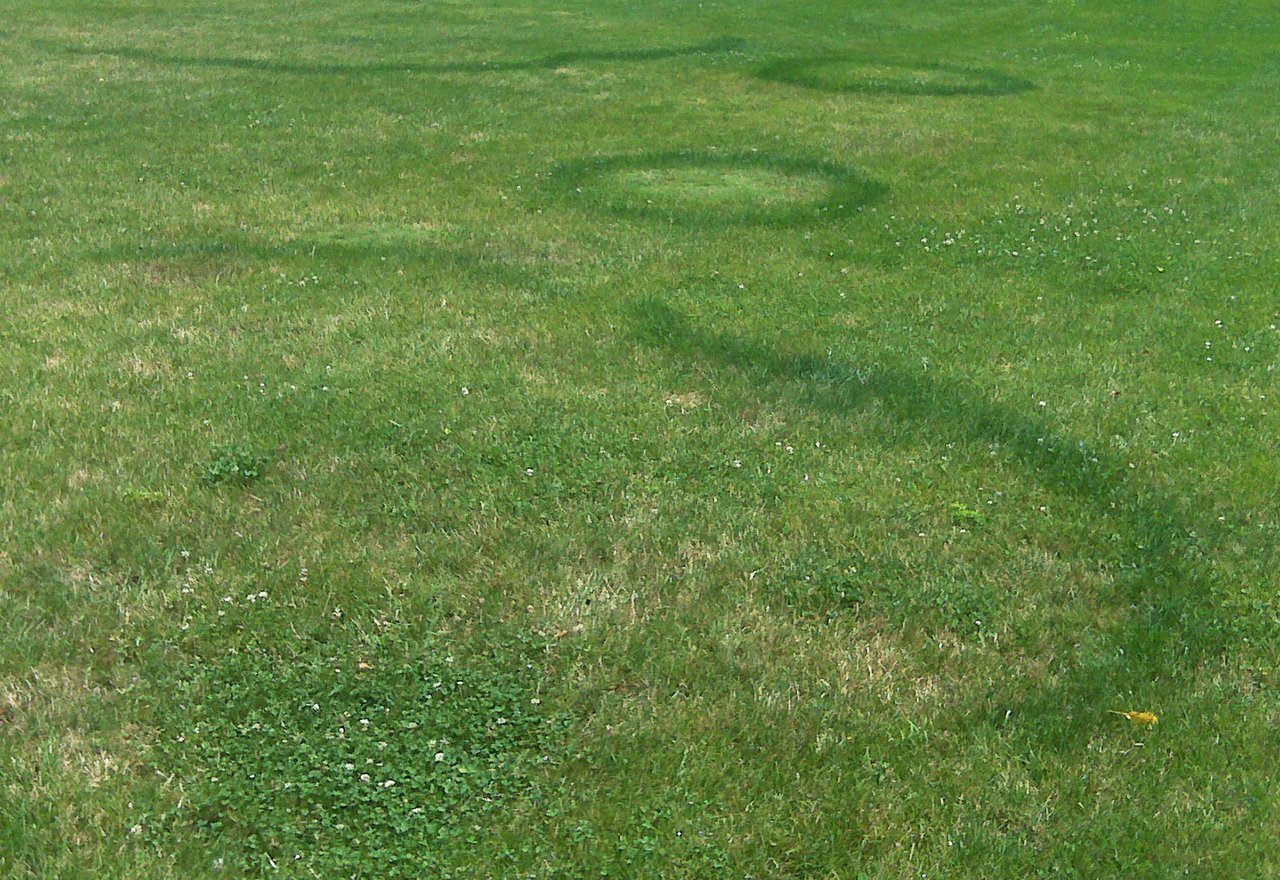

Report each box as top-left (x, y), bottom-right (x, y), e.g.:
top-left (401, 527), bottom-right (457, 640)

top-left (1110, 710), bottom-right (1158, 726)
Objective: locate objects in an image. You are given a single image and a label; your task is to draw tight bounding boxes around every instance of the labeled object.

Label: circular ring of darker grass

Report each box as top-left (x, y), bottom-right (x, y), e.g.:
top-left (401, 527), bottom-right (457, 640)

top-left (756, 57), bottom-right (1035, 97)
top-left (552, 151), bottom-right (887, 227)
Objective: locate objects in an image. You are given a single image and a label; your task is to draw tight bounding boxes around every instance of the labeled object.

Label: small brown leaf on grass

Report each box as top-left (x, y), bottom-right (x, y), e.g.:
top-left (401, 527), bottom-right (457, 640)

top-left (356, 661), bottom-right (374, 671)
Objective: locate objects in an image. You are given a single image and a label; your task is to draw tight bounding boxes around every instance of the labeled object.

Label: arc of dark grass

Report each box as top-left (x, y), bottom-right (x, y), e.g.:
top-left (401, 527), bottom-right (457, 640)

top-left (631, 299), bottom-right (1230, 751)
top-left (92, 230), bottom-right (574, 299)
top-left (756, 56), bottom-right (1036, 97)
top-left (45, 36), bottom-right (746, 78)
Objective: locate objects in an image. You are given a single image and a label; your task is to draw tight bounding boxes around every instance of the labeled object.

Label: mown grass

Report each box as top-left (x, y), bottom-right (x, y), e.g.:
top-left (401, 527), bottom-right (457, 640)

top-left (2, 0), bottom-right (1280, 877)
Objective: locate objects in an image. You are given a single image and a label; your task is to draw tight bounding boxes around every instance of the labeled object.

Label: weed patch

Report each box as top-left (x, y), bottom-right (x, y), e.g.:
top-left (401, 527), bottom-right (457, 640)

top-left (203, 445), bottom-right (271, 486)
top-left (151, 645), bottom-right (567, 876)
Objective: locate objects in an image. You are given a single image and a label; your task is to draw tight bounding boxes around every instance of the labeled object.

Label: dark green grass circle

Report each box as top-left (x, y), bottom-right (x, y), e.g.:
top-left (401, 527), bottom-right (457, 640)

top-left (757, 57), bottom-right (1035, 97)
top-left (550, 150), bottom-right (887, 227)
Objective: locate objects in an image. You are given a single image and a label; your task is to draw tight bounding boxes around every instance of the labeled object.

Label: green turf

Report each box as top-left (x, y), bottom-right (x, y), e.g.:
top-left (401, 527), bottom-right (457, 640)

top-left (2, 0), bottom-right (1280, 877)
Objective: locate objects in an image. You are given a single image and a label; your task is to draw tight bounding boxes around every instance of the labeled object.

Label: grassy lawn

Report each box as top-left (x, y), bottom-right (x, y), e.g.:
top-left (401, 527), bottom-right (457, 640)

top-left (3, 0), bottom-right (1280, 876)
